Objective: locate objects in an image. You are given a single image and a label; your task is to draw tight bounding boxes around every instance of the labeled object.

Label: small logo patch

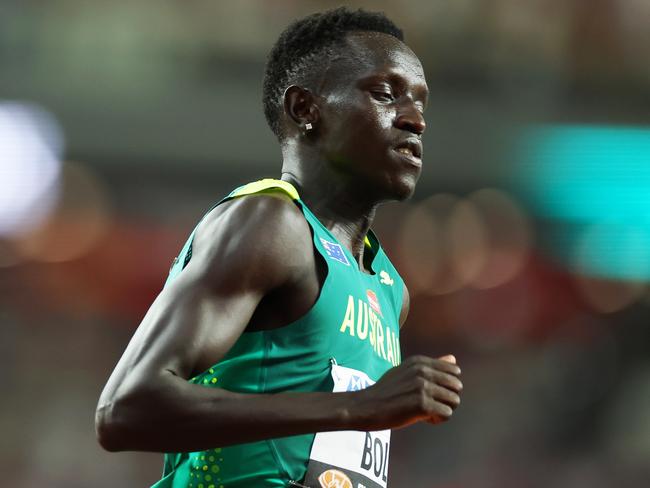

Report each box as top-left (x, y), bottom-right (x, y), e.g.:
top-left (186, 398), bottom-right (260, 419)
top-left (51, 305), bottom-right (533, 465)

top-left (379, 270), bottom-right (394, 286)
top-left (320, 238), bottom-right (350, 266)
top-left (366, 289), bottom-right (382, 316)
top-left (318, 469), bottom-right (352, 488)
top-left (344, 373), bottom-right (372, 392)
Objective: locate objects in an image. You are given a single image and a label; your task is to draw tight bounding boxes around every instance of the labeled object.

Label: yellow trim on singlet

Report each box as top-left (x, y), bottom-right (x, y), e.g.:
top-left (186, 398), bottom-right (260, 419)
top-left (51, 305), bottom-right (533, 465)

top-left (230, 178), bottom-right (373, 249)
top-left (231, 178), bottom-right (300, 201)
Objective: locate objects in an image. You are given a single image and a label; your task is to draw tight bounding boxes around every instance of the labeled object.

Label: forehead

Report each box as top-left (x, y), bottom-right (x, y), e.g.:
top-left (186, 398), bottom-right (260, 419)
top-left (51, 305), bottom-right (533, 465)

top-left (325, 32), bottom-right (426, 90)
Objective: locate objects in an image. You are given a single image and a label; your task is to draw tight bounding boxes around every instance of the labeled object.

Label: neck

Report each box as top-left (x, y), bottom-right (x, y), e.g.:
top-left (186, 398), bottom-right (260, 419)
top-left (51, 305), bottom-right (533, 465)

top-left (280, 141), bottom-right (378, 270)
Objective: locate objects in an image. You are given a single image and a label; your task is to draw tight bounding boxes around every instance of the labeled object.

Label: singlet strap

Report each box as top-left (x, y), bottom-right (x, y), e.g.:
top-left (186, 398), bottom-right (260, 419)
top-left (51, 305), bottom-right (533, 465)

top-left (165, 178), bottom-right (373, 286)
top-left (227, 178), bottom-right (300, 201)
top-left (225, 179), bottom-right (371, 248)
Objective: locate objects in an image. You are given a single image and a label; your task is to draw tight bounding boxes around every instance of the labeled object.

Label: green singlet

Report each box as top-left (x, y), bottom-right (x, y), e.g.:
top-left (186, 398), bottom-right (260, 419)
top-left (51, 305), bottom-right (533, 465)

top-left (152, 179), bottom-right (404, 488)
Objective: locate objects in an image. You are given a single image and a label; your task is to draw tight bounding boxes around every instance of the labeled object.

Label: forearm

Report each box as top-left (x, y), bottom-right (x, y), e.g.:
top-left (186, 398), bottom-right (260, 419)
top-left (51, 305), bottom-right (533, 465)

top-left (96, 375), bottom-right (358, 453)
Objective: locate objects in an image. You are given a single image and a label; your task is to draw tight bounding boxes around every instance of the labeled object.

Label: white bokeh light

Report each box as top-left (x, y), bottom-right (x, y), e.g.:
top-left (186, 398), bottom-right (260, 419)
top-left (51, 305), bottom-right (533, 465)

top-left (0, 102), bottom-right (63, 236)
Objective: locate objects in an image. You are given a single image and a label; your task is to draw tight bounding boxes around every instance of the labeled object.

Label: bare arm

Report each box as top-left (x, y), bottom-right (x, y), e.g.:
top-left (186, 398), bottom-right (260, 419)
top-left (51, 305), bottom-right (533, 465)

top-left (96, 194), bottom-right (355, 452)
top-left (95, 194), bottom-right (462, 453)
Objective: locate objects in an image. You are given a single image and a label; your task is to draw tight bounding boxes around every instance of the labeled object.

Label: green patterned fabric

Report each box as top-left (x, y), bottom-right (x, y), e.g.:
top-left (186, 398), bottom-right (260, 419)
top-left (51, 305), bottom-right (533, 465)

top-left (152, 179), bottom-right (404, 488)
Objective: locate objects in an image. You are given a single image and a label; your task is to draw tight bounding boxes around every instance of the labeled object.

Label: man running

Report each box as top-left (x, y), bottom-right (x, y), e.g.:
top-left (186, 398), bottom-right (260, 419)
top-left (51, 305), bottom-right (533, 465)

top-left (96, 7), bottom-right (462, 488)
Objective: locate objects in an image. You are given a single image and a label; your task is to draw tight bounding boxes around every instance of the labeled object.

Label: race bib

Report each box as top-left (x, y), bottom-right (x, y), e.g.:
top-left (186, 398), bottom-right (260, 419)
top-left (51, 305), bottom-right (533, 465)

top-left (301, 363), bottom-right (391, 488)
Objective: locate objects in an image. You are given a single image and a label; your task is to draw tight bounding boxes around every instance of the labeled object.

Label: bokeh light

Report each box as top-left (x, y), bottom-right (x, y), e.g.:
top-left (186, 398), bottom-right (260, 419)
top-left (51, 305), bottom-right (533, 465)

top-left (573, 222), bottom-right (650, 282)
top-left (398, 189), bottom-right (531, 297)
top-left (14, 161), bottom-right (112, 263)
top-left (514, 124), bottom-right (650, 281)
top-left (0, 102), bottom-right (63, 237)
top-left (574, 274), bottom-right (646, 314)
top-left (465, 189), bottom-right (532, 289)
top-left (398, 194), bottom-right (467, 296)
top-left (571, 223), bottom-right (649, 313)
top-left (397, 199), bottom-right (443, 295)
top-left (447, 199), bottom-right (488, 286)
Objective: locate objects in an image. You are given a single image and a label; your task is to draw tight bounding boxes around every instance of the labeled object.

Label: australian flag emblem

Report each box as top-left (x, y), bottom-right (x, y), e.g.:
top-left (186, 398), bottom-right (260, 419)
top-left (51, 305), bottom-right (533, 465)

top-left (320, 238), bottom-right (350, 266)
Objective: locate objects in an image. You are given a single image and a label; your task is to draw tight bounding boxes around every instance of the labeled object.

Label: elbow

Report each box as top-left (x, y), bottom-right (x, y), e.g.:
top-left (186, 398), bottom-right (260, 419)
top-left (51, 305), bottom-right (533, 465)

top-left (95, 400), bottom-right (127, 452)
top-left (96, 386), bottom-right (149, 452)
top-left (96, 382), bottom-right (167, 452)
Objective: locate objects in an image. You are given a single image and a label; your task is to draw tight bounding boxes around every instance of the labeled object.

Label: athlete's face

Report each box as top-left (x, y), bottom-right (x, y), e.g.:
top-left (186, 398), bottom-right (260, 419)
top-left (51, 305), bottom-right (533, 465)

top-left (316, 32), bottom-right (428, 201)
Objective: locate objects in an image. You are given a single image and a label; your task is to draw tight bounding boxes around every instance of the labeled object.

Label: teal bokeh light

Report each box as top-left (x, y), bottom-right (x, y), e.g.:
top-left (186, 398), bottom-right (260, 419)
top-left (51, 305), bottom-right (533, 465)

top-left (514, 125), bottom-right (650, 280)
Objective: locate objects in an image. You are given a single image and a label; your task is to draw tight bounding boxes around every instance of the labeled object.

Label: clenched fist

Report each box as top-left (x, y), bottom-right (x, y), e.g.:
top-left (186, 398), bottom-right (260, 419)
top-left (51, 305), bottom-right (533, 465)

top-left (355, 355), bottom-right (463, 431)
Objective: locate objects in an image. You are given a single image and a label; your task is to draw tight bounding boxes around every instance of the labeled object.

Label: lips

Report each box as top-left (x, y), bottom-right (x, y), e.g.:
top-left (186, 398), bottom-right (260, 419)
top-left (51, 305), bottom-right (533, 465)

top-left (393, 138), bottom-right (423, 162)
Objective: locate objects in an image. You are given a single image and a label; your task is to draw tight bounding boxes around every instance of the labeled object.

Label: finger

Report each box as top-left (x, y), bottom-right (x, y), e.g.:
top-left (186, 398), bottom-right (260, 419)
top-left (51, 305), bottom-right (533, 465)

top-left (431, 359), bottom-right (461, 376)
top-left (425, 403), bottom-right (453, 425)
top-left (414, 366), bottom-right (463, 392)
top-left (429, 384), bottom-right (461, 409)
top-left (438, 354), bottom-right (456, 364)
top-left (407, 356), bottom-right (461, 375)
top-left (436, 355), bottom-right (461, 374)
top-left (431, 370), bottom-right (463, 393)
top-left (402, 356), bottom-right (460, 376)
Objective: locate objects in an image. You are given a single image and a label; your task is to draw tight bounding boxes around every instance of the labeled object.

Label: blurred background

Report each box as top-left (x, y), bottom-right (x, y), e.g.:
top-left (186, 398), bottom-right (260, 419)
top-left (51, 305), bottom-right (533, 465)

top-left (1, 0), bottom-right (649, 486)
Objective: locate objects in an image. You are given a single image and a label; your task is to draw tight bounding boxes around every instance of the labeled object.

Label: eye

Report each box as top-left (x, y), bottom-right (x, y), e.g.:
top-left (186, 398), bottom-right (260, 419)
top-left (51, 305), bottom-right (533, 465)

top-left (370, 90), bottom-right (394, 102)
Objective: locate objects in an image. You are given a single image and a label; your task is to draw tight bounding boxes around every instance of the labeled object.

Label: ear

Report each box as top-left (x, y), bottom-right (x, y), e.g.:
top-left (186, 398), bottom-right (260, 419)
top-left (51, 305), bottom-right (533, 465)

top-left (283, 85), bottom-right (319, 132)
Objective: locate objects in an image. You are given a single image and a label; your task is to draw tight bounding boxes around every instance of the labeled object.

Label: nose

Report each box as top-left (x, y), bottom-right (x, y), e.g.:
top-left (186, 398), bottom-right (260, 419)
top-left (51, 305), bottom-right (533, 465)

top-left (394, 100), bottom-right (426, 136)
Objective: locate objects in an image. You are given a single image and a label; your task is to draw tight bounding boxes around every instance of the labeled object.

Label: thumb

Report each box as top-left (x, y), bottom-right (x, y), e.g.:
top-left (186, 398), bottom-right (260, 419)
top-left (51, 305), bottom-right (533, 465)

top-left (438, 354), bottom-right (456, 364)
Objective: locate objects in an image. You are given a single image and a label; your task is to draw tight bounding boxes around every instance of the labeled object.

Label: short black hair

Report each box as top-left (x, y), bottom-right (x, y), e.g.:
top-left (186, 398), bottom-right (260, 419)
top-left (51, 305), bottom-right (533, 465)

top-left (262, 7), bottom-right (404, 141)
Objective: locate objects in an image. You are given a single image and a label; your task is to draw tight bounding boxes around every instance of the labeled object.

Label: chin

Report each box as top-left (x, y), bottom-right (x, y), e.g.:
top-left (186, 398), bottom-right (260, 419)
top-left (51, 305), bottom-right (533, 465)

top-left (393, 184), bottom-right (416, 201)
top-left (389, 173), bottom-right (419, 201)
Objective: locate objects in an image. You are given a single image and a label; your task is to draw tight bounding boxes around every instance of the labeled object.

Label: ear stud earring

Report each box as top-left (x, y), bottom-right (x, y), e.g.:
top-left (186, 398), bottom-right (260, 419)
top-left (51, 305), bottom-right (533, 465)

top-left (305, 123), bottom-right (313, 131)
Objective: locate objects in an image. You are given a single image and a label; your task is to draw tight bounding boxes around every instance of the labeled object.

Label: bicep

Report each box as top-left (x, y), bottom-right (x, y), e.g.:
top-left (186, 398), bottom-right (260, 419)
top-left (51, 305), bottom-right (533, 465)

top-left (100, 195), bottom-right (309, 400)
top-left (134, 264), bottom-right (261, 377)
top-left (100, 256), bottom-right (263, 407)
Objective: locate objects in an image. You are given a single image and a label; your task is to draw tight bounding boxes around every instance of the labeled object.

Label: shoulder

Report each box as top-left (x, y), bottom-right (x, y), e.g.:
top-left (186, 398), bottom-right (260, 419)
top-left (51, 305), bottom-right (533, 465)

top-left (197, 191), bottom-right (307, 239)
top-left (187, 192), bottom-right (313, 290)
